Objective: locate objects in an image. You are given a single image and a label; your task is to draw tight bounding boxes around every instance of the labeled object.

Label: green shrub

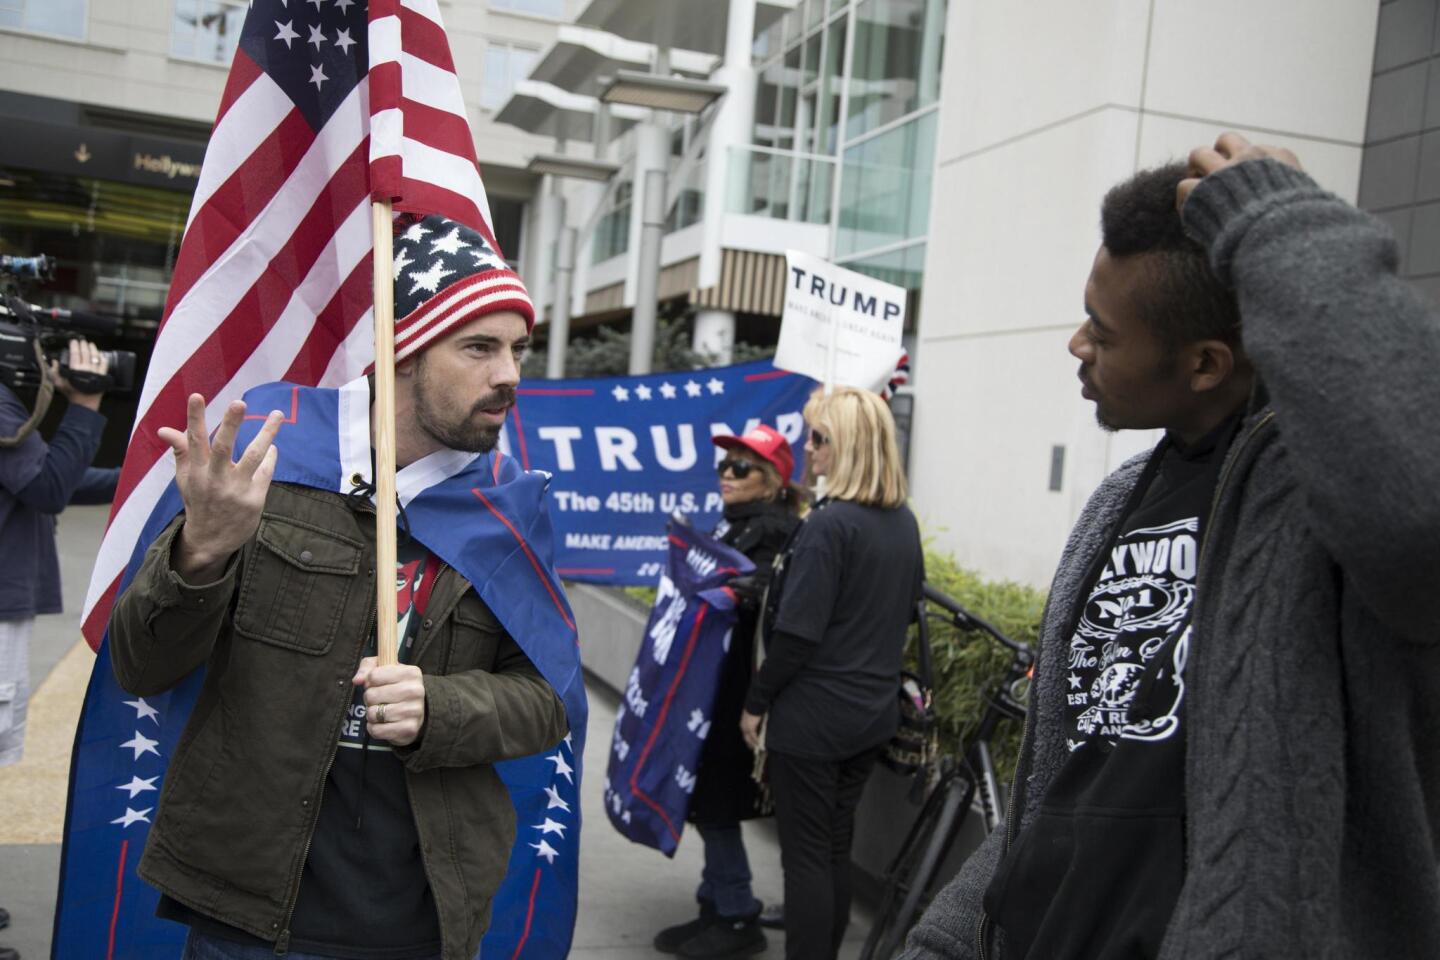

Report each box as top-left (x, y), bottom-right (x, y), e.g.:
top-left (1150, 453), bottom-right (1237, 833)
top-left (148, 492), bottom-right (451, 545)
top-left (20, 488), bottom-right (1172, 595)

top-left (915, 548), bottom-right (1046, 785)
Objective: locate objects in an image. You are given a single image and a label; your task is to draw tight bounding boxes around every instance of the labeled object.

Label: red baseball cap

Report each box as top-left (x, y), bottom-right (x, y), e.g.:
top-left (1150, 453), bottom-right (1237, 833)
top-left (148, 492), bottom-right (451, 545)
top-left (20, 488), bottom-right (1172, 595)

top-left (713, 425), bottom-right (795, 483)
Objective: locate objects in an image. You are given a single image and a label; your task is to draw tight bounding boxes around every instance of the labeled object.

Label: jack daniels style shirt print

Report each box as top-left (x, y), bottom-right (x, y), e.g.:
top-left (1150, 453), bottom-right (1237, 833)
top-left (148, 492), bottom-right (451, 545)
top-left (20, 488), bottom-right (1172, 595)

top-left (985, 416), bottom-right (1240, 960)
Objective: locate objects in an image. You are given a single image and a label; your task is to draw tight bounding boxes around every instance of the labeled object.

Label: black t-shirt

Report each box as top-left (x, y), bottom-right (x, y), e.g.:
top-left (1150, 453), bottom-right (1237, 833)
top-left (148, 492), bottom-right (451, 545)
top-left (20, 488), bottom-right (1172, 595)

top-left (161, 538), bottom-right (442, 959)
top-left (750, 498), bottom-right (924, 760)
top-left (985, 417), bottom-right (1238, 960)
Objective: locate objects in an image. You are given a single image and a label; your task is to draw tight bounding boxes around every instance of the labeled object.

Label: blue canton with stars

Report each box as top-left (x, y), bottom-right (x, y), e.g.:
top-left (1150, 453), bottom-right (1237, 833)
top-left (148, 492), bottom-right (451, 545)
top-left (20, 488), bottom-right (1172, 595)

top-left (393, 214), bottom-right (512, 316)
top-left (240, 0), bottom-right (369, 131)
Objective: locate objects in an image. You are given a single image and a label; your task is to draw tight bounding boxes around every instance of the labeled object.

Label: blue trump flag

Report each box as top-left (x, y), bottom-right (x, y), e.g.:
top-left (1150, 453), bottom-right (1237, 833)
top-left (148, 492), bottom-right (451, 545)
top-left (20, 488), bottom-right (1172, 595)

top-left (53, 378), bottom-right (587, 959)
top-left (502, 360), bottom-right (815, 585)
top-left (604, 522), bottom-right (755, 855)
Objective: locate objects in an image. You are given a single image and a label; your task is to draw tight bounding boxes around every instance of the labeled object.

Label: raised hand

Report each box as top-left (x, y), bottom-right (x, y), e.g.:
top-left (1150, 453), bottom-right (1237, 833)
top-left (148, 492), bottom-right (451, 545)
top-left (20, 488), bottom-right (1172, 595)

top-left (1177, 131), bottom-right (1303, 211)
top-left (158, 393), bottom-right (283, 583)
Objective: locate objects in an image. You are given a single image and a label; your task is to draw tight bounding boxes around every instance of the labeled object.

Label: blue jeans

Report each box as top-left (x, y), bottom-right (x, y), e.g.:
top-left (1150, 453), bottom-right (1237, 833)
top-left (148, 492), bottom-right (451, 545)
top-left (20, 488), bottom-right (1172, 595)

top-left (695, 822), bottom-right (761, 918)
top-left (182, 930), bottom-right (441, 960)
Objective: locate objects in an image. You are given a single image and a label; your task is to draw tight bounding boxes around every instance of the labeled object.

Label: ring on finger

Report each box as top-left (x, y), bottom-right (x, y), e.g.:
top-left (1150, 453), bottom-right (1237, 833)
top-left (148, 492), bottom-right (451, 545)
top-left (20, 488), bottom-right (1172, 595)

top-left (374, 703), bottom-right (387, 725)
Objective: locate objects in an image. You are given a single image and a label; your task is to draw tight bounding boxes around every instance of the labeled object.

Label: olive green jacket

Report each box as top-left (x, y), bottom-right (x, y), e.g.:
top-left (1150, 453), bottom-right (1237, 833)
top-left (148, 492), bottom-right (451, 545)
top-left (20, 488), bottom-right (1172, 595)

top-left (110, 482), bottom-right (569, 960)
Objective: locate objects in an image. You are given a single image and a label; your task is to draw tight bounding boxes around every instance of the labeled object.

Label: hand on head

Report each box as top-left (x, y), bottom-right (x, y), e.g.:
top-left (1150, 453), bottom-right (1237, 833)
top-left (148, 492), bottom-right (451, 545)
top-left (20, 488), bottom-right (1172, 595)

top-left (1177, 132), bottom-right (1303, 211)
top-left (158, 393), bottom-right (284, 582)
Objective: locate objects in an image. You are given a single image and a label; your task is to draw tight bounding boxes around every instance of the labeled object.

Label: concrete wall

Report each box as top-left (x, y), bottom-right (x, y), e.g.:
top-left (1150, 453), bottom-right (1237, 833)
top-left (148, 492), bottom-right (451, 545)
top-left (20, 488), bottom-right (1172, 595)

top-left (1361, 0), bottom-right (1440, 305)
top-left (910, 0), bottom-right (1378, 588)
top-left (0, 0), bottom-right (576, 180)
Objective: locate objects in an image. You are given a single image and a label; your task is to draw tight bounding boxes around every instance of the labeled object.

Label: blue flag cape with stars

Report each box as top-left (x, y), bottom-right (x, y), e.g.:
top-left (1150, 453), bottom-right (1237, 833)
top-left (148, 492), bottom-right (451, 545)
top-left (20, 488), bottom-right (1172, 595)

top-left (52, 377), bottom-right (588, 960)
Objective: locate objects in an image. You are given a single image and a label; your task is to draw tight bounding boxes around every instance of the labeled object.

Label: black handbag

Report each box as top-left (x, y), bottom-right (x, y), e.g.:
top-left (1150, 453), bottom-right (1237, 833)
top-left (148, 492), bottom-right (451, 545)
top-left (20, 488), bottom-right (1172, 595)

top-left (880, 596), bottom-right (938, 778)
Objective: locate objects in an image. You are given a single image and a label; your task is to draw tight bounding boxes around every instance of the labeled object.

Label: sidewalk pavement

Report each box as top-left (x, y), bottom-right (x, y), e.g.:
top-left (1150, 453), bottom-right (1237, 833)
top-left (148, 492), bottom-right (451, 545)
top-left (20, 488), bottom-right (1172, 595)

top-left (0, 506), bottom-right (873, 959)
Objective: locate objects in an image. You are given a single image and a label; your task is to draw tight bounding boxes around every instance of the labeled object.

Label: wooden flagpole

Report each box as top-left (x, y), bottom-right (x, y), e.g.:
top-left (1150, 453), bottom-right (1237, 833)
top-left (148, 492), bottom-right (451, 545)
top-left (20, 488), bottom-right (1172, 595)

top-left (372, 199), bottom-right (400, 666)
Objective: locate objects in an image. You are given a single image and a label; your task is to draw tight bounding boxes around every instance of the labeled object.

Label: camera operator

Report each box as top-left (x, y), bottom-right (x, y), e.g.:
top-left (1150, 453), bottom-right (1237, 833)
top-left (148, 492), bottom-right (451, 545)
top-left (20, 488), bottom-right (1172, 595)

top-left (1, 338), bottom-right (118, 761)
top-left (1, 338), bottom-right (117, 959)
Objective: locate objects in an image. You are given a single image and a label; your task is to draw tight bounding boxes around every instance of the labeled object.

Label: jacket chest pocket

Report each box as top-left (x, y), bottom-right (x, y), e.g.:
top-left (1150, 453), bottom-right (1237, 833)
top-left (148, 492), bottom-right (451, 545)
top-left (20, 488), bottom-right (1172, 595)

top-left (233, 515), bottom-right (363, 655)
top-left (445, 597), bottom-right (505, 673)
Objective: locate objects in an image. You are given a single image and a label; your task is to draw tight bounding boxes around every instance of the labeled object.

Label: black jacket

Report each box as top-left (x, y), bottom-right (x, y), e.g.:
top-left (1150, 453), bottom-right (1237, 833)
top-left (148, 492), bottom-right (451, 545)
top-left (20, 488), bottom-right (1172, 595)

top-left (687, 499), bottom-right (799, 824)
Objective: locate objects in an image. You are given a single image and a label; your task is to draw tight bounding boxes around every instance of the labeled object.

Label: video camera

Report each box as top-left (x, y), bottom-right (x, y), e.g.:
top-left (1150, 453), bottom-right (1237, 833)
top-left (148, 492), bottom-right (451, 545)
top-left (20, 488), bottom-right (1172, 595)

top-left (0, 250), bottom-right (137, 395)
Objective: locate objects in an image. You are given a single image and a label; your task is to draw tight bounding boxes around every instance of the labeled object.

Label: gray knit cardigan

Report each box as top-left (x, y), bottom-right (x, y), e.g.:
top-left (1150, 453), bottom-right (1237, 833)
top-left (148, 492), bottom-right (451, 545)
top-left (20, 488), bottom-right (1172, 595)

top-left (900, 160), bottom-right (1440, 960)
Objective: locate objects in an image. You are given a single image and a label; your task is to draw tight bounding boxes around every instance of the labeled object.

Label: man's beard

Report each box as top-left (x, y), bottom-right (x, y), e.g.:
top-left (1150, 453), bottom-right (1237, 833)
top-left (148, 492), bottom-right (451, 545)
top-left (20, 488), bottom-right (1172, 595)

top-left (413, 360), bottom-right (515, 453)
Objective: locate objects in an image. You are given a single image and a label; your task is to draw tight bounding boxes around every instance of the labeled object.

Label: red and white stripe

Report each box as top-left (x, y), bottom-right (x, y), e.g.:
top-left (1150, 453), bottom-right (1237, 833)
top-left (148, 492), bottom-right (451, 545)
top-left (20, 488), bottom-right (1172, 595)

top-left (82, 0), bottom-right (495, 647)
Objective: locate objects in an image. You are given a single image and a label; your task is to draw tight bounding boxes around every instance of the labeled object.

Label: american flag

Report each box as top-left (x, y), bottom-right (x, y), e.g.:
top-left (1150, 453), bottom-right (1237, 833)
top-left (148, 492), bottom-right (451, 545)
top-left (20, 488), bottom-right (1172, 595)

top-left (79, 0), bottom-right (500, 647)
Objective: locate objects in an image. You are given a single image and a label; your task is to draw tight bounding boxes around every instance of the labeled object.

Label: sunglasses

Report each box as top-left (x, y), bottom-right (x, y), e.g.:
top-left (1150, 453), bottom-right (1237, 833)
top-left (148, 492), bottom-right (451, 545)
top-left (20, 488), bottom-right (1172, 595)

top-left (717, 458), bottom-right (758, 479)
top-left (808, 429), bottom-right (829, 447)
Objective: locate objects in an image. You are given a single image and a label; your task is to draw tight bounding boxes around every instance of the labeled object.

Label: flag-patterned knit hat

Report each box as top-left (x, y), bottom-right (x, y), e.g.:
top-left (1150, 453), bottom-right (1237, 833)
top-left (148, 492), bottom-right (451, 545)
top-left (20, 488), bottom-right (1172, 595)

top-left (388, 213), bottom-right (534, 366)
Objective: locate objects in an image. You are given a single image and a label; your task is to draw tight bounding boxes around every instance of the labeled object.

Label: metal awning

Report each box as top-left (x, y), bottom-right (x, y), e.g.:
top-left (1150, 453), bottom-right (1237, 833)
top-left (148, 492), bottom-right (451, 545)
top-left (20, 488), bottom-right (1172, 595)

top-left (493, 80), bottom-right (646, 142)
top-left (576, 0), bottom-right (797, 56)
top-left (529, 25), bottom-right (718, 99)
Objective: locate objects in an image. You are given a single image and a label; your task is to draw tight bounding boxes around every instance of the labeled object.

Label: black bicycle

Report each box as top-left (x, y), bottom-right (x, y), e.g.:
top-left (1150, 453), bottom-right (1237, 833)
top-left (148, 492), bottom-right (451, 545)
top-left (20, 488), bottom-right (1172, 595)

top-left (859, 583), bottom-right (1034, 960)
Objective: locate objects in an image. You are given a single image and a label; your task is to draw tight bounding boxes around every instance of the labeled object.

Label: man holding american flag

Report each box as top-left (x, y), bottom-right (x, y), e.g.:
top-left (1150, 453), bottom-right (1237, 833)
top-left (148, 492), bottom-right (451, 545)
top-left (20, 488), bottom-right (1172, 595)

top-left (53, 2), bottom-right (588, 959)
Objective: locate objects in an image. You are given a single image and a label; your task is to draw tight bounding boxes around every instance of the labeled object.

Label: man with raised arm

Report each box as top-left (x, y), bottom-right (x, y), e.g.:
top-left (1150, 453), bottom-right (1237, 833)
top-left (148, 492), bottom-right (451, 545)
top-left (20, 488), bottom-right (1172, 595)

top-left (109, 215), bottom-right (573, 960)
top-left (901, 134), bottom-right (1440, 960)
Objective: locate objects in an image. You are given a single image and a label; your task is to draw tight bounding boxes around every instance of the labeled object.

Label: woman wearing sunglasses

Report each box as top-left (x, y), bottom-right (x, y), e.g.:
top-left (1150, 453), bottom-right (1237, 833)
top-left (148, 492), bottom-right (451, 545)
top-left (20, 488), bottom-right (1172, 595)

top-left (654, 425), bottom-right (802, 960)
top-left (741, 387), bottom-right (923, 960)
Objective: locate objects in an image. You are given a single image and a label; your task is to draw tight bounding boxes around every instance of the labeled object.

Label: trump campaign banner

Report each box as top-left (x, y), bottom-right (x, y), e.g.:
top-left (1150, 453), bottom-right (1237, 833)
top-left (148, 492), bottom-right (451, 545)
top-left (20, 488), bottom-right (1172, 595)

top-left (501, 359), bottom-right (815, 586)
top-left (775, 250), bottom-right (907, 392)
top-left (603, 522), bottom-right (754, 854)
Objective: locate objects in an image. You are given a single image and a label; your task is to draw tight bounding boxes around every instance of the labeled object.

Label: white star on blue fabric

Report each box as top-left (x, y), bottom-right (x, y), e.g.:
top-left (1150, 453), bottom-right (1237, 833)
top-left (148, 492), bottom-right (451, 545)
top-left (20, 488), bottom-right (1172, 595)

top-left (333, 26), bottom-right (356, 54)
top-left (530, 839), bottom-right (560, 864)
top-left (544, 784), bottom-right (571, 813)
top-left (117, 776), bottom-right (158, 799)
top-left (547, 751), bottom-right (575, 783)
top-left (659, 382), bottom-right (678, 400)
top-left (409, 259), bottom-right (454, 296)
top-left (390, 246), bottom-right (414, 281)
top-left (306, 0), bottom-right (324, 10)
top-left (274, 19), bottom-right (299, 48)
top-left (123, 698), bottom-right (160, 723)
top-left (308, 63), bottom-right (328, 90)
top-left (684, 380), bottom-right (703, 398)
top-left (335, 0), bottom-right (355, 11)
top-left (120, 731), bottom-right (160, 760)
top-left (111, 807), bottom-right (153, 828)
top-left (532, 818), bottom-right (568, 838)
top-left (430, 227), bottom-right (468, 255)
top-left (706, 377), bottom-right (725, 395)
top-left (1067, 673), bottom-right (1083, 690)
top-left (307, 22), bottom-right (326, 49)
top-left (612, 385), bottom-right (629, 402)
top-left (401, 221), bottom-right (430, 244)
top-left (634, 384), bottom-right (653, 401)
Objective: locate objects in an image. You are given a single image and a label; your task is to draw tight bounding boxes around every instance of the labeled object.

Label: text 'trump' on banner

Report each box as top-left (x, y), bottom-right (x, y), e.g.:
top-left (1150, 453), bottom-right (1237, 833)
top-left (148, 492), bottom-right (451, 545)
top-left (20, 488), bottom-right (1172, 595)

top-left (775, 249), bottom-right (907, 392)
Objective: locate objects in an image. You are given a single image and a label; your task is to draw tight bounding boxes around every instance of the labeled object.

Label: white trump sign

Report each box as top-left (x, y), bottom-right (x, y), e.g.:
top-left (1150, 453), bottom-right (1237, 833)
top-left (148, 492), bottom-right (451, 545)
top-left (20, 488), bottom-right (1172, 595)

top-left (775, 250), bottom-right (907, 392)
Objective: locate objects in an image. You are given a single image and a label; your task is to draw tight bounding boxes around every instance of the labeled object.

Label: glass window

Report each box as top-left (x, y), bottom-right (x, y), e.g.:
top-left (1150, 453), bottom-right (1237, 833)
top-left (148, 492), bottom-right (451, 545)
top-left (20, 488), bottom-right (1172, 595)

top-left (817, 17), bottom-right (847, 154)
top-left (842, 241), bottom-right (926, 328)
top-left (0, 0), bottom-right (86, 39)
top-left (481, 41), bottom-right (541, 111)
top-left (592, 181), bottom-right (633, 264)
top-left (489, 0), bottom-right (564, 17)
top-left (847, 0), bottom-right (946, 139)
top-left (171, 0), bottom-right (246, 64)
top-left (835, 111), bottom-right (937, 257)
top-left (727, 147), bottom-right (834, 226)
top-left (805, 0), bottom-right (825, 30)
top-left (775, 45), bottom-right (801, 151)
top-left (753, 60), bottom-right (781, 148)
top-left (489, 196), bottom-right (526, 269)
